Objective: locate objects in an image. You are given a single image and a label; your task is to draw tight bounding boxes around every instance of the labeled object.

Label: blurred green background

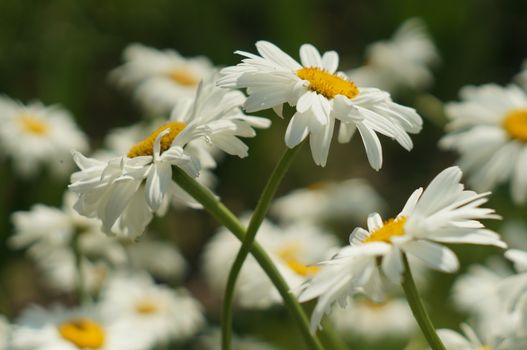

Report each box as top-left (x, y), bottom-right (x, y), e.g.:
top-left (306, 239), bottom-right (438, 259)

top-left (1, 0), bottom-right (527, 349)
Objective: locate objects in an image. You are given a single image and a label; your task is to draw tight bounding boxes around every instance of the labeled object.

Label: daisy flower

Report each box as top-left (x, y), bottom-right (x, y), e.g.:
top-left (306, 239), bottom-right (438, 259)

top-left (202, 219), bottom-right (337, 308)
top-left (271, 179), bottom-right (385, 225)
top-left (9, 304), bottom-right (149, 350)
top-left (100, 273), bottom-right (204, 347)
top-left (218, 41), bottom-right (422, 168)
top-left (0, 96), bottom-right (88, 178)
top-left (348, 18), bottom-right (439, 93)
top-left (69, 80), bottom-right (270, 239)
top-left (330, 297), bottom-right (416, 340)
top-left (440, 84), bottom-right (527, 204)
top-left (111, 43), bottom-right (215, 115)
top-left (195, 329), bottom-right (278, 350)
top-left (298, 166), bottom-right (505, 330)
top-left (437, 323), bottom-right (527, 350)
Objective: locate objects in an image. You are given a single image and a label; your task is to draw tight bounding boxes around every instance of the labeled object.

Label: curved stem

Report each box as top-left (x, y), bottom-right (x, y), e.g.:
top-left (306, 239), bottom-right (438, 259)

top-left (172, 167), bottom-right (324, 350)
top-left (401, 253), bottom-right (446, 350)
top-left (72, 232), bottom-right (89, 305)
top-left (222, 144), bottom-right (303, 350)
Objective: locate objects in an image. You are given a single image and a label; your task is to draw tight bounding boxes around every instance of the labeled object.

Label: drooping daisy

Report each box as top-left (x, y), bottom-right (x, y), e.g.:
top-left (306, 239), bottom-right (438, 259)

top-left (298, 167), bottom-right (505, 330)
top-left (348, 18), bottom-right (439, 93)
top-left (271, 179), bottom-right (385, 225)
top-left (195, 329), bottom-right (278, 350)
top-left (218, 41), bottom-right (422, 168)
top-left (69, 80), bottom-right (270, 239)
top-left (9, 304), bottom-right (149, 350)
top-left (437, 323), bottom-right (527, 350)
top-left (440, 84), bottom-right (527, 204)
top-left (0, 96), bottom-right (88, 178)
top-left (330, 296), bottom-right (416, 340)
top-left (111, 43), bottom-right (215, 115)
top-left (100, 273), bottom-right (204, 347)
top-left (202, 219), bottom-right (337, 308)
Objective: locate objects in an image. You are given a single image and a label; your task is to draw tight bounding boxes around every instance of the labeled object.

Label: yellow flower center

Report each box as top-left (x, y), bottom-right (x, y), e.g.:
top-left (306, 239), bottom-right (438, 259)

top-left (18, 113), bottom-right (48, 135)
top-left (277, 244), bottom-right (320, 277)
top-left (58, 318), bottom-right (105, 349)
top-left (503, 108), bottom-right (527, 142)
top-left (135, 300), bottom-right (159, 315)
top-left (166, 68), bottom-right (199, 86)
top-left (362, 298), bottom-right (388, 310)
top-left (296, 67), bottom-right (359, 100)
top-left (363, 216), bottom-right (407, 244)
top-left (480, 346), bottom-right (490, 350)
top-left (127, 121), bottom-right (186, 158)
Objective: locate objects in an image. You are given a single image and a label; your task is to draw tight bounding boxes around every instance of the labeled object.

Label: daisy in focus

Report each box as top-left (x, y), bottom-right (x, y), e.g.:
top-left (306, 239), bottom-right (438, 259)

top-left (298, 166), bottom-right (505, 330)
top-left (111, 43), bottom-right (215, 116)
top-left (348, 18), bottom-right (439, 94)
top-left (0, 96), bottom-right (88, 178)
top-left (69, 80), bottom-right (270, 239)
top-left (440, 84), bottom-right (527, 204)
top-left (202, 219), bottom-right (337, 308)
top-left (100, 273), bottom-right (204, 347)
top-left (9, 304), bottom-right (149, 350)
top-left (218, 41), bottom-right (422, 169)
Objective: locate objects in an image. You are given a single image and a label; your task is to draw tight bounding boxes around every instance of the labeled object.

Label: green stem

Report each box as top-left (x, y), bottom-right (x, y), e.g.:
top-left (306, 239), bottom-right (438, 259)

top-left (172, 167), bottom-right (324, 350)
top-left (72, 232), bottom-right (89, 305)
top-left (222, 144), bottom-right (303, 350)
top-left (319, 319), bottom-right (349, 350)
top-left (401, 254), bottom-right (446, 350)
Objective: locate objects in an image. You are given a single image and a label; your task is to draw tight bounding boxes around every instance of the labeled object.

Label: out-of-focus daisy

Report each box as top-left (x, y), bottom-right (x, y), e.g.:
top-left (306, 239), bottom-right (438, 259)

top-left (440, 84), bottom-right (527, 204)
top-left (348, 18), bottom-right (439, 93)
top-left (111, 43), bottom-right (215, 116)
top-left (218, 41), bottom-right (422, 168)
top-left (271, 179), bottom-right (385, 225)
top-left (9, 304), bottom-right (149, 350)
top-left (0, 315), bottom-right (9, 350)
top-left (101, 273), bottom-right (204, 347)
top-left (298, 167), bottom-right (504, 330)
top-left (437, 323), bottom-right (527, 350)
top-left (330, 297), bottom-right (416, 340)
top-left (0, 96), bottom-right (88, 178)
top-left (202, 219), bottom-right (337, 308)
top-left (69, 80), bottom-right (270, 239)
top-left (195, 329), bottom-right (278, 350)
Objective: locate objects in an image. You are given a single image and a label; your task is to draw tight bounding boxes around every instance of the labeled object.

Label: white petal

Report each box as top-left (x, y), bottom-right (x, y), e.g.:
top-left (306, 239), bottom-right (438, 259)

top-left (403, 240), bottom-right (459, 273)
top-left (300, 44), bottom-right (322, 67)
top-left (285, 113), bottom-right (310, 147)
top-left (357, 123), bottom-right (383, 171)
top-left (321, 51), bottom-right (339, 73)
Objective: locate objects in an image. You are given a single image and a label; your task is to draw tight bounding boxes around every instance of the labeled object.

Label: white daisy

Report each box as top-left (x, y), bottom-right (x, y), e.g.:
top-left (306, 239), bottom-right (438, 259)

top-left (69, 80), bottom-right (270, 239)
top-left (0, 96), bottom-right (88, 178)
top-left (330, 297), bottom-right (416, 340)
top-left (195, 329), bottom-right (278, 350)
top-left (437, 323), bottom-right (527, 350)
top-left (100, 273), bottom-right (204, 346)
top-left (271, 179), bottom-right (385, 225)
top-left (9, 304), bottom-right (149, 350)
top-left (111, 43), bottom-right (215, 115)
top-left (298, 166), bottom-right (505, 330)
top-left (218, 41), bottom-right (422, 168)
top-left (440, 84), bottom-right (527, 204)
top-left (202, 219), bottom-right (337, 308)
top-left (348, 18), bottom-right (439, 93)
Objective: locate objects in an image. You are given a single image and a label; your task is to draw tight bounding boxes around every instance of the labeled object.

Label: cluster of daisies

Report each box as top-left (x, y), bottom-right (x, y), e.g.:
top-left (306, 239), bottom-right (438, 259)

top-left (2, 16), bottom-right (527, 350)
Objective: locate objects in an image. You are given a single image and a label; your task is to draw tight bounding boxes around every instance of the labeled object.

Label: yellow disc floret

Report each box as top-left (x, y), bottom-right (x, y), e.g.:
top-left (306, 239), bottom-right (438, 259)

top-left (296, 67), bottom-right (359, 100)
top-left (166, 68), bottom-right (199, 86)
top-left (277, 244), bottom-right (320, 277)
top-left (58, 318), bottom-right (105, 349)
top-left (19, 114), bottom-right (48, 135)
top-left (503, 108), bottom-right (527, 142)
top-left (135, 300), bottom-right (159, 315)
top-left (364, 216), bottom-right (407, 244)
top-left (127, 121), bottom-right (186, 158)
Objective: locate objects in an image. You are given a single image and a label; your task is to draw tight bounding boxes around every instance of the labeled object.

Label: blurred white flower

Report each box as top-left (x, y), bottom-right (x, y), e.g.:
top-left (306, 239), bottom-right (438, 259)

top-left (195, 329), bottom-right (278, 350)
top-left (9, 304), bottom-right (149, 350)
top-left (0, 96), bottom-right (88, 178)
top-left (515, 59), bottom-right (527, 91)
top-left (101, 273), bottom-right (204, 347)
top-left (440, 84), bottom-right (527, 204)
top-left (0, 315), bottom-right (9, 350)
top-left (437, 323), bottom-right (527, 350)
top-left (202, 219), bottom-right (337, 308)
top-left (218, 41), bottom-right (422, 169)
top-left (298, 167), bottom-right (504, 331)
top-left (271, 179), bottom-right (385, 225)
top-left (111, 43), bottom-right (215, 116)
top-left (348, 18), bottom-right (439, 93)
top-left (330, 297), bottom-right (416, 340)
top-left (69, 80), bottom-right (270, 239)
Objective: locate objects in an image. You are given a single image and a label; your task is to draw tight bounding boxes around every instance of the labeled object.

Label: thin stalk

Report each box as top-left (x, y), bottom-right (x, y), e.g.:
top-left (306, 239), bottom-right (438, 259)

top-left (319, 319), bottom-right (349, 350)
top-left (172, 167), bottom-right (324, 350)
top-left (401, 254), bottom-right (446, 350)
top-left (72, 232), bottom-right (89, 304)
top-left (222, 144), bottom-right (303, 350)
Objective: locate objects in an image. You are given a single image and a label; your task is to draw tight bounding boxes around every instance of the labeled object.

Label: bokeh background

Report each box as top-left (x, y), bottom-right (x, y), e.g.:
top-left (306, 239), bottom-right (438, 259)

top-left (1, 0), bottom-right (527, 348)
